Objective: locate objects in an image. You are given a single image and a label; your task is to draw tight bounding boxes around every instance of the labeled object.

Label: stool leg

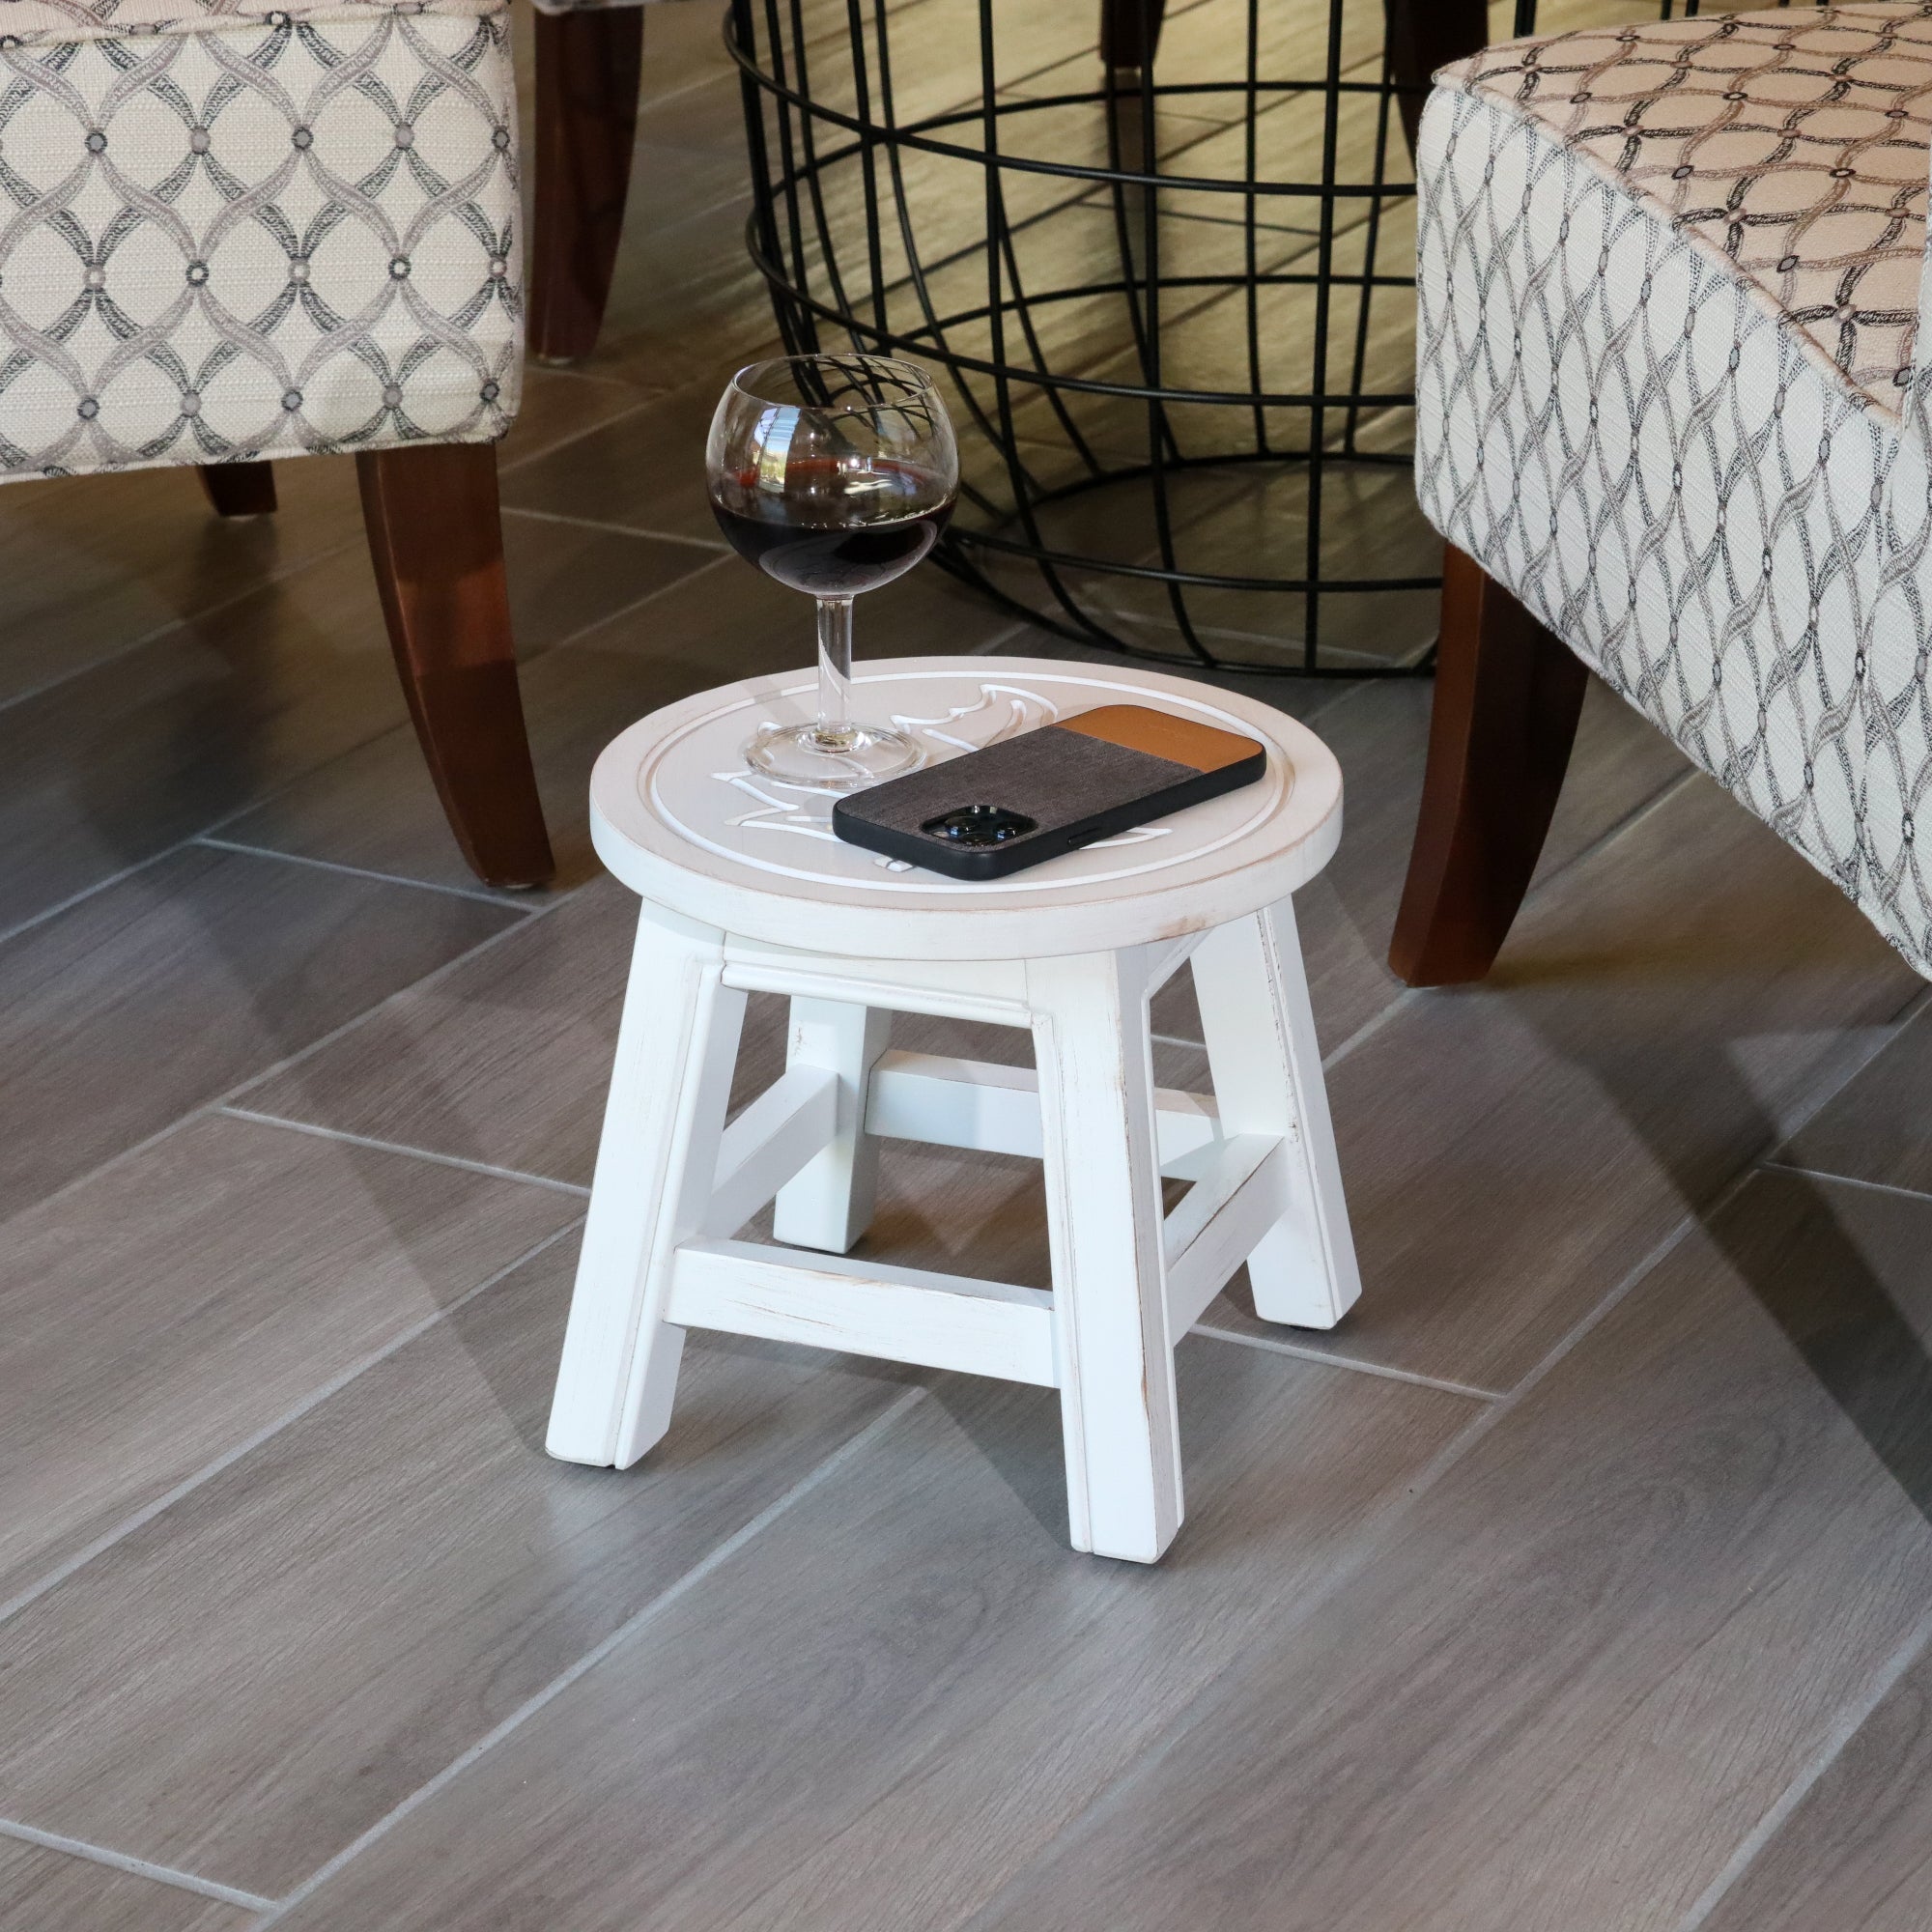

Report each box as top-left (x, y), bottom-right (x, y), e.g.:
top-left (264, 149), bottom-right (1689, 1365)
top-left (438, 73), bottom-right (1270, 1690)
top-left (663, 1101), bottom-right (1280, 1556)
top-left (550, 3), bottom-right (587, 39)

top-left (771, 1000), bottom-right (893, 1255)
top-left (1030, 949), bottom-right (1182, 1563)
top-left (547, 908), bottom-right (746, 1468)
top-left (1192, 899), bottom-right (1361, 1329)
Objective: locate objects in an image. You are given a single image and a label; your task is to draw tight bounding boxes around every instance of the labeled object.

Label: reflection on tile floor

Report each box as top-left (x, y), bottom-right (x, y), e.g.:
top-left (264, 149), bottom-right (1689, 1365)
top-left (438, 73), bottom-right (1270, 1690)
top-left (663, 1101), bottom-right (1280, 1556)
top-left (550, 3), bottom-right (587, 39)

top-left (1, 1), bottom-right (1929, 1927)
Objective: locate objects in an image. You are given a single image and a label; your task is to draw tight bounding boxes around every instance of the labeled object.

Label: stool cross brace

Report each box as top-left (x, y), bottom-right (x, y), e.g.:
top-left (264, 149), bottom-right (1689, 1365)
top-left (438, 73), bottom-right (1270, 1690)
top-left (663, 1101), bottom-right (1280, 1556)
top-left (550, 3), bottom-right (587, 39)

top-left (548, 905), bottom-right (1358, 1562)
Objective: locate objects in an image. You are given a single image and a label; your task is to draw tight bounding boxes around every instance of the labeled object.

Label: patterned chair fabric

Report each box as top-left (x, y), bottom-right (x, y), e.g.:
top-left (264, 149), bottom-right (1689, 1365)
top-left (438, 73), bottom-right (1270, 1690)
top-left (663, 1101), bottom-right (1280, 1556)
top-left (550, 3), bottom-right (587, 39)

top-left (0, 0), bottom-right (522, 478)
top-left (1416, 2), bottom-right (1932, 979)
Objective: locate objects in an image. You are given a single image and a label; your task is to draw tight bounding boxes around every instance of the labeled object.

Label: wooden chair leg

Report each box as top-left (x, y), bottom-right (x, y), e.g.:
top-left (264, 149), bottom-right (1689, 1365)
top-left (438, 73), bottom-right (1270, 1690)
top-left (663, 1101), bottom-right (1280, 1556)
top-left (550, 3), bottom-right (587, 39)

top-left (1099, 0), bottom-right (1166, 69)
top-left (530, 6), bottom-right (644, 365)
top-left (198, 461), bottom-right (277, 518)
top-left (1382, 0), bottom-right (1490, 154)
top-left (1388, 546), bottom-right (1588, 987)
top-left (355, 442), bottom-right (555, 890)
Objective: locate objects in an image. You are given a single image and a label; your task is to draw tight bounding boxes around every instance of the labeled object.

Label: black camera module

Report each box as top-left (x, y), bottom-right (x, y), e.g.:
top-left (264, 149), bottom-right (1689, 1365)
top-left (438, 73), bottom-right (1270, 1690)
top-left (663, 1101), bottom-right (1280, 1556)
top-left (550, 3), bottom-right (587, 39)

top-left (921, 805), bottom-right (1038, 848)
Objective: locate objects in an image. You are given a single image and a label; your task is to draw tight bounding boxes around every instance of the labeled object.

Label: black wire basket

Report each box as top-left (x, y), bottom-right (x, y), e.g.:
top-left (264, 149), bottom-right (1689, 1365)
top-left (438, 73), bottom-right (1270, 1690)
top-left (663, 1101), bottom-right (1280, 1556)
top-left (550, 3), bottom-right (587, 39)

top-left (725, 0), bottom-right (1733, 678)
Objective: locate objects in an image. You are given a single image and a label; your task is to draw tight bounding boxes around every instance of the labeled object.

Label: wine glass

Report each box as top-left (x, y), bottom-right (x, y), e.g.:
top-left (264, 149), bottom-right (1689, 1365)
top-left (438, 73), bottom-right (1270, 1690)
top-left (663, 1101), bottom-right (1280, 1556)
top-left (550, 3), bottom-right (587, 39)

top-left (707, 353), bottom-right (959, 790)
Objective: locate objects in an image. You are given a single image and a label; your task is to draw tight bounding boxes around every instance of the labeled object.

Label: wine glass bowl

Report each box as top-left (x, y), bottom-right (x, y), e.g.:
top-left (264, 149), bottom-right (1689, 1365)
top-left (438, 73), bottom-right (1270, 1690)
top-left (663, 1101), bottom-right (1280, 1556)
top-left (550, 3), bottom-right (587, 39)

top-left (707, 354), bottom-right (959, 790)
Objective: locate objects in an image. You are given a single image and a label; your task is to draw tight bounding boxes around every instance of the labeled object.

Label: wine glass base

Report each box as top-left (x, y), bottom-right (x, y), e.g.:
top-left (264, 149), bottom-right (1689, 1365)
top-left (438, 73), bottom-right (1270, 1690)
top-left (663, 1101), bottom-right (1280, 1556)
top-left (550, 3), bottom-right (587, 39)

top-left (745, 721), bottom-right (924, 792)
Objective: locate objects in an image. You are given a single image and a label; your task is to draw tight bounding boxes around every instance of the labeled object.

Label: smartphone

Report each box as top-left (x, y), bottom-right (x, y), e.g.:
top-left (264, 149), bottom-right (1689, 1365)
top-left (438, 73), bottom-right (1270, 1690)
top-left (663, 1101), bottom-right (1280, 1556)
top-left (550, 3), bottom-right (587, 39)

top-left (831, 703), bottom-right (1266, 881)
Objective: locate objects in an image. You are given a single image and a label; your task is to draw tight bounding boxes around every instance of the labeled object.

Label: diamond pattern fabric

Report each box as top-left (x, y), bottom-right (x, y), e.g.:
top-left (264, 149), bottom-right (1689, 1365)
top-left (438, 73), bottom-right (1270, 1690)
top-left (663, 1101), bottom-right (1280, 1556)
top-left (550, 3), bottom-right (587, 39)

top-left (1416, 3), bottom-right (1932, 980)
top-left (1441, 3), bottom-right (1932, 414)
top-left (0, 0), bottom-right (497, 50)
top-left (0, 1), bottom-right (521, 479)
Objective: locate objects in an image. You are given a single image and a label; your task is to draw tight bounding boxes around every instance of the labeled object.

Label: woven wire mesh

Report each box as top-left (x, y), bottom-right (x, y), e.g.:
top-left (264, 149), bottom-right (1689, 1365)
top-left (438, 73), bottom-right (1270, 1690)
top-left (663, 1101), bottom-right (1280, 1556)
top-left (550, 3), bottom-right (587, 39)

top-left (727, 0), bottom-right (1789, 676)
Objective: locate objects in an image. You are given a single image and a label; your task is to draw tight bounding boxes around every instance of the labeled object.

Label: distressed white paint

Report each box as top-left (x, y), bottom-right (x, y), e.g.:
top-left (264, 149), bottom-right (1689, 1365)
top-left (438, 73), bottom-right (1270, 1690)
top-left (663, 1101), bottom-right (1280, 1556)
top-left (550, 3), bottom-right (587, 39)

top-left (1194, 897), bottom-right (1362, 1328)
top-left (548, 657), bottom-right (1359, 1564)
top-left (668, 1239), bottom-right (1056, 1387)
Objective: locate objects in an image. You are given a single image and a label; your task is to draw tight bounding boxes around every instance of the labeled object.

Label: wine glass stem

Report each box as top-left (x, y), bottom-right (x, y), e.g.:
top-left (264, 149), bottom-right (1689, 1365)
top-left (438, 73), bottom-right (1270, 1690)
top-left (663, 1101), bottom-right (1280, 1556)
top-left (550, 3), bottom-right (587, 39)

top-left (814, 595), bottom-right (857, 749)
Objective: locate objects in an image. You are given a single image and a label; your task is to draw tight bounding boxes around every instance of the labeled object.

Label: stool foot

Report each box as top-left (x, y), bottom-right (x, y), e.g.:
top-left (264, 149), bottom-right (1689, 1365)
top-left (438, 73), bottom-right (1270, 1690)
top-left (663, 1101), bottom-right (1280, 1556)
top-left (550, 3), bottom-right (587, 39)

top-left (1031, 949), bottom-right (1182, 1563)
top-left (1193, 899), bottom-right (1361, 1329)
top-left (548, 909), bottom-right (747, 1467)
top-left (771, 1000), bottom-right (893, 1255)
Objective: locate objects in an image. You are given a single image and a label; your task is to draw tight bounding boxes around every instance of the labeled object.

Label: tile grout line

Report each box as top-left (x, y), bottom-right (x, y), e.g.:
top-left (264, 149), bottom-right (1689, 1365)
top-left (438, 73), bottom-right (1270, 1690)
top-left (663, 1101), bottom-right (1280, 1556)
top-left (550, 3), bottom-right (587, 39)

top-left (193, 837), bottom-right (534, 909)
top-left (1760, 1159), bottom-right (1932, 1207)
top-left (0, 360), bottom-right (668, 726)
top-left (1189, 1322), bottom-right (1500, 1404)
top-left (501, 502), bottom-right (732, 554)
top-left (0, 837), bottom-right (201, 952)
top-left (218, 1107), bottom-right (590, 1199)
top-left (0, 1817), bottom-right (274, 1914)
top-left (255, 1382), bottom-right (932, 1926)
top-left (0, 878), bottom-right (587, 1232)
top-left (1316, 764), bottom-right (1708, 1080)
top-left (0, 1217), bottom-right (582, 1633)
top-left (960, 1180), bottom-right (1745, 1932)
top-left (0, 531), bottom-right (365, 724)
top-left (187, 549), bottom-right (736, 854)
top-left (1673, 1602), bottom-right (1932, 1932)
top-left (207, 878), bottom-right (583, 1107)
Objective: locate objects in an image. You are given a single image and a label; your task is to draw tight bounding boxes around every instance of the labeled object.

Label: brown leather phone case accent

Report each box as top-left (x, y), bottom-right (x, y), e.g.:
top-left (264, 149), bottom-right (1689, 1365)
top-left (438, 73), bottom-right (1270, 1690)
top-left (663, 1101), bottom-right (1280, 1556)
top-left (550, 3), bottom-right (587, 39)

top-left (1054, 704), bottom-right (1262, 773)
top-left (830, 702), bottom-right (1267, 881)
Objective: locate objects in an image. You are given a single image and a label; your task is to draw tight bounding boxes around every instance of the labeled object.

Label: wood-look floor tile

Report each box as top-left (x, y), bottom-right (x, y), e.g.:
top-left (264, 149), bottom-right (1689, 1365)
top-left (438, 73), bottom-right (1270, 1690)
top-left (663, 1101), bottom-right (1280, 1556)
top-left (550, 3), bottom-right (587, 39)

top-left (0, 369), bottom-right (633, 716)
top-left (220, 554), bottom-right (1028, 895)
top-left (1205, 774), bottom-right (1921, 1391)
top-left (498, 383), bottom-right (743, 544)
top-left (1700, 1654), bottom-right (1932, 1932)
top-left (950, 1169), bottom-right (1932, 1932)
top-left (1279, 674), bottom-right (1691, 1056)
top-left (217, 629), bottom-right (731, 895)
top-left (0, 1841), bottom-right (249, 1932)
top-left (0, 842), bottom-right (516, 1219)
top-left (1776, 996), bottom-right (1932, 1201)
top-left (590, 193), bottom-right (781, 393)
top-left (0, 513), bottom-right (689, 932)
top-left (0, 1236), bottom-right (917, 1898)
top-left (235, 876), bottom-right (640, 1181)
top-left (1655, 1174), bottom-right (1932, 1932)
top-left (0, 463), bottom-right (358, 708)
top-left (0, 1112), bottom-right (579, 1607)
top-left (262, 1337), bottom-right (1476, 1932)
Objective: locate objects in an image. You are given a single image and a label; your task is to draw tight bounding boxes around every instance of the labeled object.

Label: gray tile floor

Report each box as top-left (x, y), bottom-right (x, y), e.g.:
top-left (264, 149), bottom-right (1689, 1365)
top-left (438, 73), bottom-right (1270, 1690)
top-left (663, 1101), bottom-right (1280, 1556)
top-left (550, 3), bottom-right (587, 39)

top-left (6, 2), bottom-right (1932, 1926)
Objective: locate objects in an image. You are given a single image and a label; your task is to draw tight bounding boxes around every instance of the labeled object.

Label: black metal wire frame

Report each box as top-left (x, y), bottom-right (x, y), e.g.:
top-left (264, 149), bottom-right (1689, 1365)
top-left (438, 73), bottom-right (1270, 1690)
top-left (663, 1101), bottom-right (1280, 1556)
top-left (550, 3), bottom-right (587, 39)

top-left (725, 0), bottom-right (1755, 677)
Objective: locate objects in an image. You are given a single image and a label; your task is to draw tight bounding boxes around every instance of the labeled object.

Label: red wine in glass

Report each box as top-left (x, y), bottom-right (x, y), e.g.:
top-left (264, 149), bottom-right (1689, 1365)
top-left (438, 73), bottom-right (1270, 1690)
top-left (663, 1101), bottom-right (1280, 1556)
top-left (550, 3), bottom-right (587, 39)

top-left (712, 459), bottom-right (954, 598)
top-left (705, 355), bottom-right (960, 791)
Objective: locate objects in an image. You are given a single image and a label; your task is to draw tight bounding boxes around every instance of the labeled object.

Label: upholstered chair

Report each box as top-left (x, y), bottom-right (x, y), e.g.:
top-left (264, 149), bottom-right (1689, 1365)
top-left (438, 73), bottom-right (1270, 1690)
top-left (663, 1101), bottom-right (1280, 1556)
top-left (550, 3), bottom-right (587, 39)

top-left (1393, 2), bottom-right (1932, 987)
top-left (4, 0), bottom-right (552, 887)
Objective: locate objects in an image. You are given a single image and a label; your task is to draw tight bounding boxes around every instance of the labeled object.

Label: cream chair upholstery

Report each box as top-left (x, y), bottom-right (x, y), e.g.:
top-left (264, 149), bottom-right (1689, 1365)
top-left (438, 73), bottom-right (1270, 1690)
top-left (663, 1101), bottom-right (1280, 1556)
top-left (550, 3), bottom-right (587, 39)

top-left (0, 0), bottom-right (551, 885)
top-left (1398, 2), bottom-right (1932, 983)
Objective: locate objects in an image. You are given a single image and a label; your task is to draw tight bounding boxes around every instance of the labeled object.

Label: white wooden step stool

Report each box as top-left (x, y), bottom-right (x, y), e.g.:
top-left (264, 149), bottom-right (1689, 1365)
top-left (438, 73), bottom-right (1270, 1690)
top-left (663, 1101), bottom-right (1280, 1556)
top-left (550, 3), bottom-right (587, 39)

top-left (547, 657), bottom-right (1360, 1563)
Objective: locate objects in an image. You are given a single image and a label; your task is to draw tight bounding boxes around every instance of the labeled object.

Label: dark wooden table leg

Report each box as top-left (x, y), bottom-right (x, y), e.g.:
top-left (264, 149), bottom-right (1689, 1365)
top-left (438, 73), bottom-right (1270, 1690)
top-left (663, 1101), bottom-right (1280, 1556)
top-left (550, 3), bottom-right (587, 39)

top-left (1388, 545), bottom-right (1588, 987)
top-left (198, 461), bottom-right (278, 518)
top-left (1382, 0), bottom-right (1491, 153)
top-left (1100, 0), bottom-right (1167, 69)
top-left (530, 5), bottom-right (645, 365)
top-left (356, 442), bottom-right (555, 889)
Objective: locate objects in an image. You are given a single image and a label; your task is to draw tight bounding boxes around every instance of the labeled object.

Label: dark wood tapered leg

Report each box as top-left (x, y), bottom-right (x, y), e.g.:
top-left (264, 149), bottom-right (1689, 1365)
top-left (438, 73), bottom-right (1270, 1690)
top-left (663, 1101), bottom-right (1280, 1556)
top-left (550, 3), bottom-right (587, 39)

top-left (1388, 546), bottom-right (1588, 987)
top-left (1100, 0), bottom-right (1166, 69)
top-left (1382, 0), bottom-right (1490, 153)
top-left (530, 6), bottom-right (644, 365)
top-left (198, 461), bottom-right (277, 518)
top-left (356, 442), bottom-right (555, 890)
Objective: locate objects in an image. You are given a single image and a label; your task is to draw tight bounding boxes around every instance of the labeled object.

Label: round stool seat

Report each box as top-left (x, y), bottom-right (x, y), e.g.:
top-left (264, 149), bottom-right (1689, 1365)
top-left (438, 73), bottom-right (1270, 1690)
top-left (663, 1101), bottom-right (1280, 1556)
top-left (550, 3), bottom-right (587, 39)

top-left (588, 655), bottom-right (1343, 960)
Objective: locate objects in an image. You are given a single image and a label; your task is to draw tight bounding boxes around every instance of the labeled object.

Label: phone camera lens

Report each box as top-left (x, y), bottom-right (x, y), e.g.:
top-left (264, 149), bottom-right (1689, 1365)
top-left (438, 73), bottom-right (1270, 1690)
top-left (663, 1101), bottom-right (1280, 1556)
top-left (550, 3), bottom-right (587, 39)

top-left (922, 805), bottom-right (1037, 848)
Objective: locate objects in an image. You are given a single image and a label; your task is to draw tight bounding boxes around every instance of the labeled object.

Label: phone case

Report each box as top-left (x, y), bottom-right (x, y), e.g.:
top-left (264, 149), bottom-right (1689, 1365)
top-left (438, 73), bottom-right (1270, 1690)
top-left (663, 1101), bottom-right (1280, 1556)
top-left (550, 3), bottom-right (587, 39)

top-left (830, 704), bottom-right (1267, 881)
